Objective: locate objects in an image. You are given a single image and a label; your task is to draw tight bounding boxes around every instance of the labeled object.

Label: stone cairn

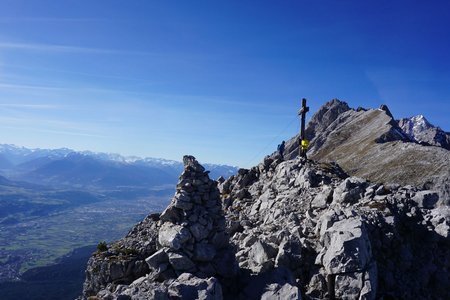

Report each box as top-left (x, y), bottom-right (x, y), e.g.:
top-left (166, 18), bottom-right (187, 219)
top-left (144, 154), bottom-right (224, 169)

top-left (145, 155), bottom-right (236, 281)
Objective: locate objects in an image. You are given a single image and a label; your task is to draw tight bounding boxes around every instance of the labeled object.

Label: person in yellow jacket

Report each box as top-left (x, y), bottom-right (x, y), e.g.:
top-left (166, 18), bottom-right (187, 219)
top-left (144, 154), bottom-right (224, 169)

top-left (301, 139), bottom-right (309, 158)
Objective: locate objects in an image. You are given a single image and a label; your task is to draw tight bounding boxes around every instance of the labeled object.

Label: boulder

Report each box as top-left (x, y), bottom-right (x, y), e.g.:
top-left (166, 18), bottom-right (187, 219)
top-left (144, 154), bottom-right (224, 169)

top-left (248, 241), bottom-right (277, 273)
top-left (173, 191), bottom-right (194, 210)
top-left (274, 238), bottom-right (302, 270)
top-left (317, 217), bottom-right (377, 299)
top-left (158, 223), bottom-right (192, 250)
top-left (168, 273), bottom-right (223, 300)
top-left (319, 218), bottom-right (372, 274)
top-left (145, 249), bottom-right (168, 269)
top-left (160, 205), bottom-right (183, 223)
top-left (261, 283), bottom-right (302, 300)
top-left (167, 252), bottom-right (196, 272)
top-left (311, 186), bottom-right (333, 208)
top-left (333, 177), bottom-right (367, 204)
top-left (412, 191), bottom-right (439, 209)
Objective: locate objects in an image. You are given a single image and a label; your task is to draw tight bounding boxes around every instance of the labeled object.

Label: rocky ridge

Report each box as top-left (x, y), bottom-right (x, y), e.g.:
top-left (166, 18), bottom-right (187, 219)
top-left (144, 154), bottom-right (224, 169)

top-left (220, 155), bottom-right (449, 299)
top-left (284, 99), bottom-right (450, 203)
top-left (80, 100), bottom-right (450, 299)
top-left (81, 154), bottom-right (449, 299)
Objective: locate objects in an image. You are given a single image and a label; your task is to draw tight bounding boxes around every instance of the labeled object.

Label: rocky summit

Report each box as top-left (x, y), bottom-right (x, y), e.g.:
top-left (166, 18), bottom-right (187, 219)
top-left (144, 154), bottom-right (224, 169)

top-left (80, 101), bottom-right (449, 300)
top-left (284, 99), bottom-right (450, 203)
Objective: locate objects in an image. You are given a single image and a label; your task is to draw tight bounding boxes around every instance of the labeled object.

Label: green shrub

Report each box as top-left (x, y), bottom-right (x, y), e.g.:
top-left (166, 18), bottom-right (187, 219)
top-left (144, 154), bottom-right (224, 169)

top-left (97, 241), bottom-right (108, 252)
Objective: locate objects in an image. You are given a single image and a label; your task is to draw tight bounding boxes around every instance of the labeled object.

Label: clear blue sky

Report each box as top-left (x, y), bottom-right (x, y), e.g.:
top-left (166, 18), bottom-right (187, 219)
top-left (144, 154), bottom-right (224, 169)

top-left (0, 1), bottom-right (449, 167)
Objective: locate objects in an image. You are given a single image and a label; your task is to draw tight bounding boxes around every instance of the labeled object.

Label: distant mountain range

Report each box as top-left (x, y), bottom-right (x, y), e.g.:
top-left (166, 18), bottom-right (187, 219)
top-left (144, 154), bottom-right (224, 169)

top-left (0, 144), bottom-right (238, 190)
top-left (0, 144), bottom-right (239, 286)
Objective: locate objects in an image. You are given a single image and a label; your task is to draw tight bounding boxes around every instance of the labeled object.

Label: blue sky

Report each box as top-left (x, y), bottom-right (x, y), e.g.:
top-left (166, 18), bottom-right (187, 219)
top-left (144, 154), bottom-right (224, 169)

top-left (0, 1), bottom-right (449, 167)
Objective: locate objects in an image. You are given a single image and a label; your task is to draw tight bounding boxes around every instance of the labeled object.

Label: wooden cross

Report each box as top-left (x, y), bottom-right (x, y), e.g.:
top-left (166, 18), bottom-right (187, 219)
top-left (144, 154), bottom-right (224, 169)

top-left (298, 98), bottom-right (309, 158)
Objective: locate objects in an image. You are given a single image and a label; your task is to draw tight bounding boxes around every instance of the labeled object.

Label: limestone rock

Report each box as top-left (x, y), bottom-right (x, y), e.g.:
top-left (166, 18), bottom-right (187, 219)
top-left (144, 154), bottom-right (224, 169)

top-left (412, 190), bottom-right (439, 209)
top-left (168, 273), bottom-right (223, 300)
top-left (167, 252), bottom-right (196, 272)
top-left (248, 241), bottom-right (277, 273)
top-left (194, 243), bottom-right (216, 262)
top-left (158, 223), bottom-right (192, 250)
top-left (319, 218), bottom-right (372, 274)
top-left (333, 177), bottom-right (367, 204)
top-left (145, 249), bottom-right (168, 269)
top-left (261, 283), bottom-right (302, 300)
top-left (218, 153), bottom-right (448, 299)
top-left (311, 186), bottom-right (333, 209)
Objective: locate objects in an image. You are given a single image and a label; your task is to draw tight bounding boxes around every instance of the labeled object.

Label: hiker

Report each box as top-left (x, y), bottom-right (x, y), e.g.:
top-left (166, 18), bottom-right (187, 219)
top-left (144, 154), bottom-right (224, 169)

top-left (277, 140), bottom-right (285, 160)
top-left (301, 139), bottom-right (309, 159)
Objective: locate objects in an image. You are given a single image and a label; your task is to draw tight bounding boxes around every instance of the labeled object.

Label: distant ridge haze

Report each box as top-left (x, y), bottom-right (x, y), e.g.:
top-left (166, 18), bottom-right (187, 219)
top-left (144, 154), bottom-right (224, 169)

top-left (0, 144), bottom-right (238, 190)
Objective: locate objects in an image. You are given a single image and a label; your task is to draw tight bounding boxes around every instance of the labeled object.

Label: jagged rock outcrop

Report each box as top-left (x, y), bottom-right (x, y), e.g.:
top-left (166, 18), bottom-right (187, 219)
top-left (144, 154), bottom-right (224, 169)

top-left (398, 115), bottom-right (450, 150)
top-left (82, 213), bottom-right (161, 297)
top-left (284, 99), bottom-right (450, 204)
top-left (220, 157), bottom-right (449, 299)
top-left (284, 99), bottom-right (410, 160)
top-left (81, 156), bottom-right (237, 299)
top-left (147, 155), bottom-right (237, 281)
top-left (285, 99), bottom-right (351, 159)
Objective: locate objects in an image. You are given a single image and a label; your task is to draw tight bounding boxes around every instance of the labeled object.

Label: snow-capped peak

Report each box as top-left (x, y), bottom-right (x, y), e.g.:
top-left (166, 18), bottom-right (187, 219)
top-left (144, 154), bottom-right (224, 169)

top-left (410, 115), bottom-right (432, 131)
top-left (397, 115), bottom-right (450, 150)
top-left (0, 143), bottom-right (238, 173)
top-left (399, 115), bottom-right (434, 139)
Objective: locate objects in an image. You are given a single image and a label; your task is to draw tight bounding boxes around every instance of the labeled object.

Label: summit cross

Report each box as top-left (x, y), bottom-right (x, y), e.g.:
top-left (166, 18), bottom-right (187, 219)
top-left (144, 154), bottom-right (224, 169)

top-left (298, 98), bottom-right (310, 158)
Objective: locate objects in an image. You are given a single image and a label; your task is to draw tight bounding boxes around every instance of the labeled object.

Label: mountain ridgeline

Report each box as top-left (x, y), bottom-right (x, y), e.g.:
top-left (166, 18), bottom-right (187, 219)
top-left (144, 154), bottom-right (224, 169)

top-left (0, 146), bottom-right (238, 229)
top-left (0, 146), bottom-right (238, 190)
top-left (284, 99), bottom-right (450, 203)
top-left (80, 100), bottom-right (449, 300)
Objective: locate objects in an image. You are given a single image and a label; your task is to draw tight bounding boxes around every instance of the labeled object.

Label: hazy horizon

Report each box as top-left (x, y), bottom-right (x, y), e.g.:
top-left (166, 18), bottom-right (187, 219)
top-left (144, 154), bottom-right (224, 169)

top-left (1, 1), bottom-right (449, 167)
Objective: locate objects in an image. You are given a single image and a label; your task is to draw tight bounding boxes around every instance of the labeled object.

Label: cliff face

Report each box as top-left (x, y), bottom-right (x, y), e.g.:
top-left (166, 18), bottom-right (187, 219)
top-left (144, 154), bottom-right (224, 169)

top-left (80, 100), bottom-right (450, 299)
top-left (81, 155), bottom-right (449, 299)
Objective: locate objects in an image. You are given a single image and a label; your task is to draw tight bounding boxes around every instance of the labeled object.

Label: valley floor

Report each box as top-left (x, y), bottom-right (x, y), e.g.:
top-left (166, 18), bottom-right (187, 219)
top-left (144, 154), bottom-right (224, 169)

top-left (0, 195), bottom-right (169, 283)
